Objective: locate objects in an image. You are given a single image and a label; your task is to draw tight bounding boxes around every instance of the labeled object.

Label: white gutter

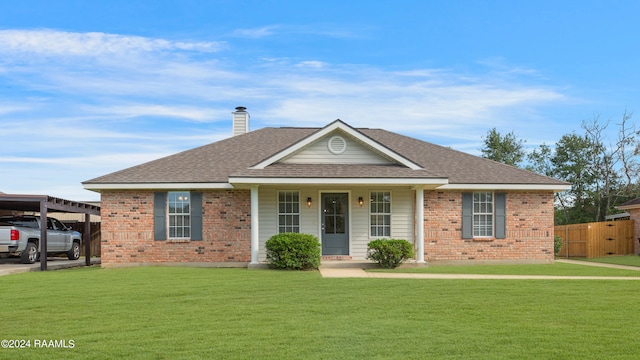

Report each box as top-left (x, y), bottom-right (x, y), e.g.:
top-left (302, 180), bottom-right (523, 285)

top-left (228, 177), bottom-right (449, 186)
top-left (82, 183), bottom-right (235, 191)
top-left (437, 183), bottom-right (571, 192)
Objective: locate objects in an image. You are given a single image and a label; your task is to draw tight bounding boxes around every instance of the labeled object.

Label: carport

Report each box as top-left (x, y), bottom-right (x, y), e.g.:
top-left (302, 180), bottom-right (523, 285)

top-left (0, 193), bottom-right (100, 270)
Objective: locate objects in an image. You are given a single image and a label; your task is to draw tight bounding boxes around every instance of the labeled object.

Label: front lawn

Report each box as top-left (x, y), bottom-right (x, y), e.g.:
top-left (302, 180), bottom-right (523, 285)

top-left (370, 261), bottom-right (640, 276)
top-left (1, 266), bottom-right (640, 359)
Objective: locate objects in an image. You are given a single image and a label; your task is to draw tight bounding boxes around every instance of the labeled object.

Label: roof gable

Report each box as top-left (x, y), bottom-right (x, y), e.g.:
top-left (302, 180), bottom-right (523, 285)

top-left (83, 119), bottom-right (570, 191)
top-left (279, 129), bottom-right (395, 165)
top-left (251, 120), bottom-right (422, 170)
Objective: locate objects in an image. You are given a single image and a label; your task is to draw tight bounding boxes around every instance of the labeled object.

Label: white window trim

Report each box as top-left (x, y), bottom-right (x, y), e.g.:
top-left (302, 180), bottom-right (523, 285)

top-left (369, 190), bottom-right (392, 238)
top-left (167, 191), bottom-right (191, 240)
top-left (472, 191), bottom-right (495, 238)
top-left (277, 190), bottom-right (301, 233)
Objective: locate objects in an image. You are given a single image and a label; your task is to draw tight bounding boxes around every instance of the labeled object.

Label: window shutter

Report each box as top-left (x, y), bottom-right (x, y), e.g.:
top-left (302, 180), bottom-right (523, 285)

top-left (461, 192), bottom-right (473, 239)
top-left (495, 193), bottom-right (506, 239)
top-left (191, 192), bottom-right (203, 241)
top-left (154, 192), bottom-right (167, 241)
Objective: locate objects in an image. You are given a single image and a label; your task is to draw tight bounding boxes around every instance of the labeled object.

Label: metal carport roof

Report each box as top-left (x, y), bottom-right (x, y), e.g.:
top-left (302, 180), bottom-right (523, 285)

top-left (0, 193), bottom-right (100, 270)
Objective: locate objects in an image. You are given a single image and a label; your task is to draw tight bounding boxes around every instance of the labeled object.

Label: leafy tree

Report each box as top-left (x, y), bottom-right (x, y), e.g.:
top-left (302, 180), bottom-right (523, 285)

top-left (551, 133), bottom-right (597, 224)
top-left (526, 143), bottom-right (554, 177)
top-left (526, 111), bottom-right (640, 224)
top-left (480, 128), bottom-right (526, 167)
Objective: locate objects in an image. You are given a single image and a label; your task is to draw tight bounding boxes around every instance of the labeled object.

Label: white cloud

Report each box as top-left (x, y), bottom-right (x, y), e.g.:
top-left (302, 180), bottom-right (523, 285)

top-left (0, 104), bottom-right (29, 115)
top-left (0, 29), bottom-right (224, 57)
top-left (232, 26), bottom-right (280, 38)
top-left (0, 28), bottom-right (572, 200)
top-left (296, 61), bottom-right (328, 69)
top-left (87, 104), bottom-right (220, 122)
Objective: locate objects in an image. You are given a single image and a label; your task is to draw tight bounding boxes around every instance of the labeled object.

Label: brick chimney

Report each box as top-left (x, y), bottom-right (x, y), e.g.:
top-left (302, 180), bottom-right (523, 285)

top-left (232, 106), bottom-right (249, 136)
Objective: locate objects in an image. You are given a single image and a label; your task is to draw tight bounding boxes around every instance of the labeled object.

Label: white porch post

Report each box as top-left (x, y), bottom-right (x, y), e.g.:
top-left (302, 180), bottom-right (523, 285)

top-left (250, 185), bottom-right (260, 264)
top-left (416, 187), bottom-right (425, 263)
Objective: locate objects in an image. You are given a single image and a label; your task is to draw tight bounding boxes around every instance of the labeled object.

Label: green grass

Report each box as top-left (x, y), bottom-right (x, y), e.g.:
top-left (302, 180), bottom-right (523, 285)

top-left (369, 261), bottom-right (640, 276)
top-left (572, 255), bottom-right (640, 267)
top-left (2, 266), bottom-right (640, 359)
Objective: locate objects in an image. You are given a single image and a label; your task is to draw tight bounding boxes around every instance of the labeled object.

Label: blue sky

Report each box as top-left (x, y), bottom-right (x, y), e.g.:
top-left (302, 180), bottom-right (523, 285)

top-left (0, 0), bottom-right (638, 201)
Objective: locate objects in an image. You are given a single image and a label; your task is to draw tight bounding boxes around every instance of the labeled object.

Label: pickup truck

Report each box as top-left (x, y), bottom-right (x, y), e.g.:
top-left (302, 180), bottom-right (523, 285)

top-left (0, 215), bottom-right (82, 264)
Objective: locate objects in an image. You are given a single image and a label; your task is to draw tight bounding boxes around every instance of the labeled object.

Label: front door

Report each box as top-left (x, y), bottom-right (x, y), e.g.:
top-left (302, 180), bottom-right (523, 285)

top-left (321, 193), bottom-right (349, 255)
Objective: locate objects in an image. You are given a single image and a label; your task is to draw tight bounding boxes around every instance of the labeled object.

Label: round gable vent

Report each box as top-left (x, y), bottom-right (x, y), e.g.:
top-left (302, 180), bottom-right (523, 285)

top-left (328, 135), bottom-right (347, 155)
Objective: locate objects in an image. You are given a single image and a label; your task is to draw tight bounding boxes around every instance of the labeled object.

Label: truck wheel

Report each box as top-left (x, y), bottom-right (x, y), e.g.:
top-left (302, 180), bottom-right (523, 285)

top-left (21, 242), bottom-right (39, 264)
top-left (67, 242), bottom-right (81, 260)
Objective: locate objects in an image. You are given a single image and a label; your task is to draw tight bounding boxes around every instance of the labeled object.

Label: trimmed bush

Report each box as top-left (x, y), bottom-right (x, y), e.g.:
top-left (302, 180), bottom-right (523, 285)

top-left (366, 239), bottom-right (414, 269)
top-left (265, 233), bottom-right (321, 270)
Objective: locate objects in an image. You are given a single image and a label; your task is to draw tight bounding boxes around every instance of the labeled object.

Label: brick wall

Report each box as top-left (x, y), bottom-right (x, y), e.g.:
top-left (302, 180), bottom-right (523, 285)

top-left (629, 208), bottom-right (640, 255)
top-left (100, 190), bottom-right (251, 265)
top-left (423, 190), bottom-right (555, 262)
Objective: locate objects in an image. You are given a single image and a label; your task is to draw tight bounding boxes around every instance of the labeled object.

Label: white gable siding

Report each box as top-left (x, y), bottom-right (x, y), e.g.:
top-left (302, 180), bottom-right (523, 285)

top-left (257, 187), bottom-right (319, 262)
top-left (279, 134), bottom-right (394, 165)
top-left (350, 188), bottom-right (414, 258)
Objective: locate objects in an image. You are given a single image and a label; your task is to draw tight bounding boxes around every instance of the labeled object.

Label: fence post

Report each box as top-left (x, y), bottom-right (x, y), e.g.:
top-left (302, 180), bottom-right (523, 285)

top-left (565, 226), bottom-right (569, 258)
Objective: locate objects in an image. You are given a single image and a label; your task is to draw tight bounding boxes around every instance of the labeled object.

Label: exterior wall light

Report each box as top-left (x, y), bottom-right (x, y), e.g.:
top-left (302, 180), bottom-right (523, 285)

top-left (307, 197), bottom-right (312, 208)
top-left (358, 197), bottom-right (364, 207)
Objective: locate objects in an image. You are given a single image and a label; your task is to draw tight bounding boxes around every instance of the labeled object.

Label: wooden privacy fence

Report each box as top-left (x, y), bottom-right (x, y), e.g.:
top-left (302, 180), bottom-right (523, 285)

top-left (555, 220), bottom-right (634, 258)
top-left (66, 222), bottom-right (101, 257)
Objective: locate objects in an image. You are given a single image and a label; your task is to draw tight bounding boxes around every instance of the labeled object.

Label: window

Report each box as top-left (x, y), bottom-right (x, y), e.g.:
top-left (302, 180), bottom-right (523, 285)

top-left (168, 191), bottom-right (191, 239)
top-left (473, 192), bottom-right (493, 237)
top-left (278, 191), bottom-right (300, 233)
top-left (370, 191), bottom-right (391, 237)
top-left (462, 192), bottom-right (506, 240)
top-left (154, 192), bottom-right (202, 241)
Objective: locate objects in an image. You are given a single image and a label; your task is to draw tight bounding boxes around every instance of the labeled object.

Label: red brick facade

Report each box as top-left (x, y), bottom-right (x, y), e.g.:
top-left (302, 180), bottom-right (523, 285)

top-left (423, 190), bottom-right (555, 262)
top-left (628, 208), bottom-right (640, 255)
top-left (100, 190), bottom-right (251, 266)
top-left (100, 189), bottom-right (555, 266)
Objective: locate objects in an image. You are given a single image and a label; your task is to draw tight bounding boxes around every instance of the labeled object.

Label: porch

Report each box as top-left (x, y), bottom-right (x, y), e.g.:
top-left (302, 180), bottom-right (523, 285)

top-left (248, 185), bottom-right (428, 264)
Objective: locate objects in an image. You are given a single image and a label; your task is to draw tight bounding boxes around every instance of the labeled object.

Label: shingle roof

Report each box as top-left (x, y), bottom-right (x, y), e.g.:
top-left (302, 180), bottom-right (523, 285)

top-left (85, 127), bottom-right (315, 184)
top-left (83, 123), bottom-right (568, 187)
top-left (619, 198), bottom-right (640, 208)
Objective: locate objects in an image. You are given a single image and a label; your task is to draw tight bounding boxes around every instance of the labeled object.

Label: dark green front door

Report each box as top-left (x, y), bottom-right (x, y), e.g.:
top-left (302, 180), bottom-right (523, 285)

top-left (321, 193), bottom-right (349, 255)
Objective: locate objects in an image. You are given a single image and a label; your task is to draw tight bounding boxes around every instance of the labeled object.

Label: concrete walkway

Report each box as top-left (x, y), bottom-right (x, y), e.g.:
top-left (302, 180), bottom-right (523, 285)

top-left (318, 259), bottom-right (640, 280)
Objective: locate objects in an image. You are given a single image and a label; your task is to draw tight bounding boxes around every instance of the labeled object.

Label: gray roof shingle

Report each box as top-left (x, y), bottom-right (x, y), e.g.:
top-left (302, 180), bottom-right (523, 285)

top-left (83, 124), bottom-right (568, 187)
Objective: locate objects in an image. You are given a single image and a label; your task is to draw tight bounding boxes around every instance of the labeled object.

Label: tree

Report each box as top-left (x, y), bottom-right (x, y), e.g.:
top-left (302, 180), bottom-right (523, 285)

top-left (526, 143), bottom-right (554, 177)
top-left (615, 110), bottom-right (640, 200)
top-left (532, 112), bottom-right (640, 224)
top-left (551, 133), bottom-right (597, 224)
top-left (580, 113), bottom-right (640, 221)
top-left (480, 128), bottom-right (526, 167)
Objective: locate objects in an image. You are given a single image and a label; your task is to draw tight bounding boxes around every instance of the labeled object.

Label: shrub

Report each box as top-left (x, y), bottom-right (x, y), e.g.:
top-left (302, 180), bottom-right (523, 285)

top-left (265, 233), bottom-right (321, 270)
top-left (554, 235), bottom-right (563, 256)
top-left (366, 239), bottom-right (414, 269)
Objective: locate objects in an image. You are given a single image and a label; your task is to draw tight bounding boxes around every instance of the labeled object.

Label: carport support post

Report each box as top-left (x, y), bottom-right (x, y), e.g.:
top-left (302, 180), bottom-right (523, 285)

top-left (84, 213), bottom-right (91, 266)
top-left (39, 200), bottom-right (48, 271)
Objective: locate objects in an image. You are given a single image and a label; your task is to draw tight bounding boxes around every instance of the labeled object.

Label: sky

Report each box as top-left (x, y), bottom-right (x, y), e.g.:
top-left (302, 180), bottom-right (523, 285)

top-left (0, 0), bottom-right (638, 201)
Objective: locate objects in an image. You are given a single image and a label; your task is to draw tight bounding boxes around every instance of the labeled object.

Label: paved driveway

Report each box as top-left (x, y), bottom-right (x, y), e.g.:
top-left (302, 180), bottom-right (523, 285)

top-left (0, 257), bottom-right (100, 276)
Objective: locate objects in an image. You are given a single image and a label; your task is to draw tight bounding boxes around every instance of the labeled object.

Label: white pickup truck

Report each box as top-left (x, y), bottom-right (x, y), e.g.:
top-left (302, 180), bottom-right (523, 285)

top-left (0, 215), bottom-right (82, 264)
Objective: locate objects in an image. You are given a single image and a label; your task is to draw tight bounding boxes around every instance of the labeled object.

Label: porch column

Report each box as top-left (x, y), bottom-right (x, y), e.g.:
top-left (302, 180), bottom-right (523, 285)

top-left (250, 185), bottom-right (260, 264)
top-left (416, 187), bottom-right (425, 263)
